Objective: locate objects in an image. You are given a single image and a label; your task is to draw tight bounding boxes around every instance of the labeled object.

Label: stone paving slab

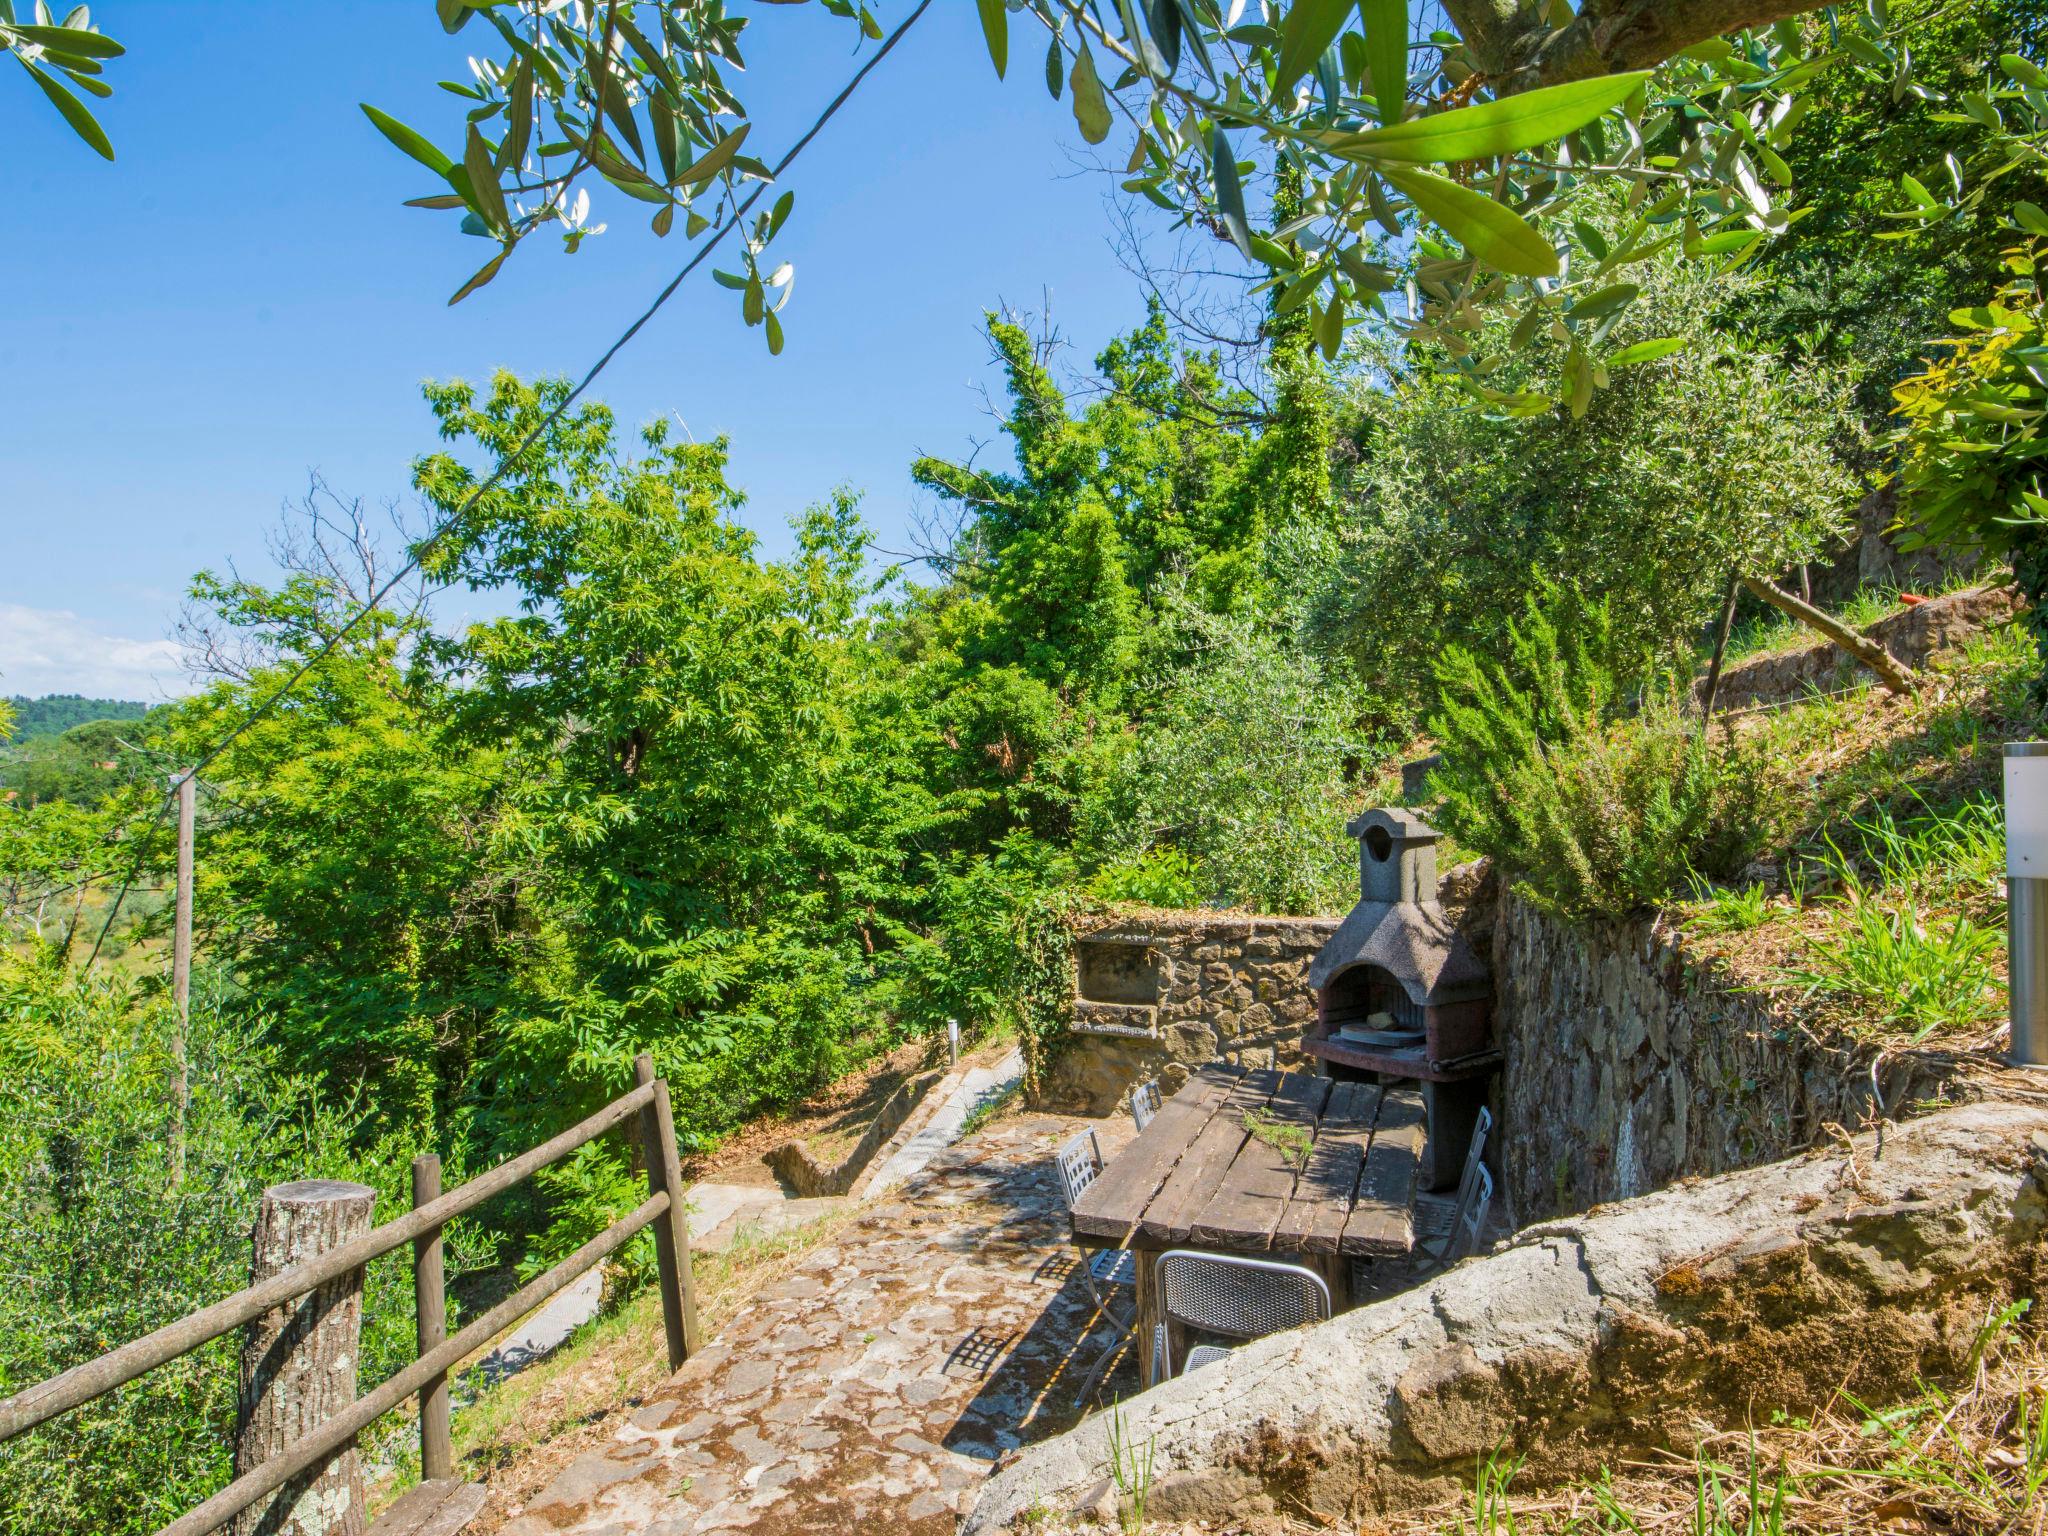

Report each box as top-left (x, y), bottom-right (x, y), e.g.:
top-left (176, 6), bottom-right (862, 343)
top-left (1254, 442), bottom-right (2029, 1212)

top-left (493, 1111), bottom-right (1137, 1536)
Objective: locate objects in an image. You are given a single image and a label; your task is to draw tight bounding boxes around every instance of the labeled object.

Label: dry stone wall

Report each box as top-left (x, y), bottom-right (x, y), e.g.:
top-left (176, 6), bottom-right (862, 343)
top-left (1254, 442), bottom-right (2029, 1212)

top-left (1491, 886), bottom-right (1971, 1220)
top-left (1037, 911), bottom-right (1339, 1115)
top-left (1699, 583), bottom-right (2016, 714)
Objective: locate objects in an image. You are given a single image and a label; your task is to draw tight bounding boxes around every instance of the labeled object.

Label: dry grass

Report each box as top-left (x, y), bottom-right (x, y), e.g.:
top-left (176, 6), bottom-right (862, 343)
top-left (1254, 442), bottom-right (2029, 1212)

top-left (1399, 1304), bottom-right (2048, 1535)
top-left (1052, 1308), bottom-right (2048, 1536)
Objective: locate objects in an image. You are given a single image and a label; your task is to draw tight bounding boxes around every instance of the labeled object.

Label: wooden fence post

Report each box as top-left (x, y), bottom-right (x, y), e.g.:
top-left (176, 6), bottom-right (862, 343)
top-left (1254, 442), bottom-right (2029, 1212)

top-left (411, 1155), bottom-right (453, 1482)
top-left (233, 1180), bottom-right (375, 1536)
top-left (633, 1054), bottom-right (700, 1368)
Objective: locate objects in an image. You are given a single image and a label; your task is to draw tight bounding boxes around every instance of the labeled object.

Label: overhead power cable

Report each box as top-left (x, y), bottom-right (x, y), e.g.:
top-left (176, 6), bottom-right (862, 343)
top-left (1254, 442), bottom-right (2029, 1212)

top-left (81, 0), bottom-right (935, 964)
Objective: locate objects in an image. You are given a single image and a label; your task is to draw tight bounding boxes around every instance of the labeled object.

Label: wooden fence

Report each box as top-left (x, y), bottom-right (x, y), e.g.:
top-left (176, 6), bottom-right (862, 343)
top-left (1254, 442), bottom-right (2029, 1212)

top-left (0, 1053), bottom-right (699, 1536)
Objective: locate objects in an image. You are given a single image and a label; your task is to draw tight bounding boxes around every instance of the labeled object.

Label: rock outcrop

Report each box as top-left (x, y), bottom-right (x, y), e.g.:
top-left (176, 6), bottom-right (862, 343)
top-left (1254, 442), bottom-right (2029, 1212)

top-left (963, 1098), bottom-right (2048, 1533)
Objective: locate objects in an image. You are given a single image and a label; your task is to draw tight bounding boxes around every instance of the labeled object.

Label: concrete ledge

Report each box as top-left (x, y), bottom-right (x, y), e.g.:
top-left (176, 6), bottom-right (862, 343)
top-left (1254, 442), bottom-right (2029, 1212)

top-left (964, 1098), bottom-right (2048, 1532)
top-left (763, 1067), bottom-right (942, 1198)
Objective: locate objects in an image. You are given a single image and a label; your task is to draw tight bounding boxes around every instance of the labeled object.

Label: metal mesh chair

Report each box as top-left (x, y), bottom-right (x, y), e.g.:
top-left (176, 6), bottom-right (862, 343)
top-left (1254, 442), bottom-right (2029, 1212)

top-left (1129, 1078), bottom-right (1162, 1134)
top-left (1414, 1106), bottom-right (1492, 1261)
top-left (1451, 1163), bottom-right (1494, 1263)
top-left (1054, 1130), bottom-right (1137, 1403)
top-left (1152, 1250), bottom-right (1330, 1378)
top-left (1350, 1112), bottom-right (1499, 1299)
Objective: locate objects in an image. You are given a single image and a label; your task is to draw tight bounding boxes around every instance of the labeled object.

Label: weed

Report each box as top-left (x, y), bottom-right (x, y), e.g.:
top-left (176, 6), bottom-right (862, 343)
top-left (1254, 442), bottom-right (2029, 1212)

top-left (1682, 880), bottom-right (1772, 935)
top-left (1105, 1404), bottom-right (1157, 1535)
top-left (1835, 795), bottom-right (2005, 917)
top-left (960, 1078), bottom-right (1022, 1139)
top-left (1787, 893), bottom-right (2003, 1042)
top-left (1782, 802), bottom-right (2008, 1042)
top-left (1240, 1105), bottom-right (1312, 1172)
top-left (1463, 1450), bottom-right (1523, 1533)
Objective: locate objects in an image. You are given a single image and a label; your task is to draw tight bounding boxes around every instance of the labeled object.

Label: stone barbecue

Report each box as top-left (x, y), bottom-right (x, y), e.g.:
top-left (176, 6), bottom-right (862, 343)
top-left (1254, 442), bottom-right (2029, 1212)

top-left (1038, 909), bottom-right (1339, 1115)
top-left (1305, 808), bottom-right (1495, 1188)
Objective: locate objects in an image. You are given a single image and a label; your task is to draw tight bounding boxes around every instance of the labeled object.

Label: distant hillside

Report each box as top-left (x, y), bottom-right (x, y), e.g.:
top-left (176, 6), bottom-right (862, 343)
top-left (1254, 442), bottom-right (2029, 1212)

top-left (6, 694), bottom-right (151, 744)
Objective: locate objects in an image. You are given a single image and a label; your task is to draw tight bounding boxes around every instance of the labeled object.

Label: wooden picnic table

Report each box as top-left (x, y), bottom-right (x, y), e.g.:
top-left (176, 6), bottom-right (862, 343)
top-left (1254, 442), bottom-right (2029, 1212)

top-left (1068, 1064), bottom-right (1424, 1385)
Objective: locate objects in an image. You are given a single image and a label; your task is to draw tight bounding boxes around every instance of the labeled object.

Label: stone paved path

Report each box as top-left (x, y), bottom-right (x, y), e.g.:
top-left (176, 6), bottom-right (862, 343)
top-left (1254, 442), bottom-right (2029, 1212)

top-left (495, 1110), bottom-right (1137, 1536)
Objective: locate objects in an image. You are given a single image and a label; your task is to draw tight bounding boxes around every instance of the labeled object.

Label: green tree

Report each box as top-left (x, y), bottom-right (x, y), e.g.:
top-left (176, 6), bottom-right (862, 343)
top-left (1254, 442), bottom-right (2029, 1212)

top-left (1893, 242), bottom-right (2048, 682)
top-left (411, 374), bottom-right (933, 1150)
top-left (1314, 224), bottom-right (1861, 722)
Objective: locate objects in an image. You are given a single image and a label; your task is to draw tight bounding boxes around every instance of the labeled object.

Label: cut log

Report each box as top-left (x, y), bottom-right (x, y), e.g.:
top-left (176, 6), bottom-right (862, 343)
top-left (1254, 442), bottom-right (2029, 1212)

top-left (234, 1179), bottom-right (375, 1536)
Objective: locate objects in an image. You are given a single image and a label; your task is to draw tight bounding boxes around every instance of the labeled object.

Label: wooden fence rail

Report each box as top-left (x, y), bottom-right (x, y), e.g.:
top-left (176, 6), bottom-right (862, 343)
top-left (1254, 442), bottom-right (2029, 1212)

top-left (0, 1053), bottom-right (699, 1536)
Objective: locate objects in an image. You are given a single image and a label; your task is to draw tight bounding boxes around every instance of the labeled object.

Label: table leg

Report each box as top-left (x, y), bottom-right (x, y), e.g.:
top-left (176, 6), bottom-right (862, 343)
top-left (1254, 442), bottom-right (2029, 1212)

top-left (1133, 1246), bottom-right (1160, 1388)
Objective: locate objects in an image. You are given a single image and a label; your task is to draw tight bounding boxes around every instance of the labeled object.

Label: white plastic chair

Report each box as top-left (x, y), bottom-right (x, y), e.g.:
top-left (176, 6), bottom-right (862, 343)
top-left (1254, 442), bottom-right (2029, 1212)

top-left (1150, 1250), bottom-right (1330, 1379)
top-left (1129, 1078), bottom-right (1162, 1133)
top-left (1054, 1129), bottom-right (1137, 1403)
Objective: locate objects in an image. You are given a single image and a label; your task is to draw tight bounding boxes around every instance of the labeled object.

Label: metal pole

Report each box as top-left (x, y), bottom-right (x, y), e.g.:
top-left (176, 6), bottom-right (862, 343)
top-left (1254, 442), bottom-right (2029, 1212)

top-left (2005, 743), bottom-right (2048, 1068)
top-left (947, 1017), bottom-right (959, 1069)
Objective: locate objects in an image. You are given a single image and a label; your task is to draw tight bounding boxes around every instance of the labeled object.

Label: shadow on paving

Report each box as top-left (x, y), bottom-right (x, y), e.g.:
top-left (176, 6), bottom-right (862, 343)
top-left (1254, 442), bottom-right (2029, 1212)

top-left (921, 1144), bottom-right (1148, 1465)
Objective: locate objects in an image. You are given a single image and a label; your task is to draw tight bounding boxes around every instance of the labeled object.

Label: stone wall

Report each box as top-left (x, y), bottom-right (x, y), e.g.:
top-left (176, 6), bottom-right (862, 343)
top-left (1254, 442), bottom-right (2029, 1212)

top-left (1037, 910), bottom-right (1339, 1115)
top-left (1491, 886), bottom-right (1973, 1221)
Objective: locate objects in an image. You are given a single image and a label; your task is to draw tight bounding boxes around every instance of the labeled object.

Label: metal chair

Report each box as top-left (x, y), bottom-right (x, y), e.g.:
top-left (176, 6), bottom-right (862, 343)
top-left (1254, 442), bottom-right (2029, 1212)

top-left (1054, 1130), bottom-right (1137, 1403)
top-left (1351, 1108), bottom-right (1495, 1297)
top-left (1150, 1250), bottom-right (1330, 1379)
top-left (1414, 1105), bottom-right (1492, 1263)
top-left (1129, 1078), bottom-right (1162, 1133)
top-left (1450, 1163), bottom-right (1494, 1264)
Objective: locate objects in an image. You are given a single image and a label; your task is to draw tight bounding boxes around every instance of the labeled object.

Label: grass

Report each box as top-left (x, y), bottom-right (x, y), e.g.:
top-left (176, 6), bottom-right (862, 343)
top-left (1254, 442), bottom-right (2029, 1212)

top-left (1680, 880), bottom-right (1772, 935)
top-left (1786, 893), bottom-right (2004, 1043)
top-left (961, 1076), bottom-right (1024, 1138)
top-left (1106, 1404), bottom-right (1158, 1535)
top-left (1241, 1105), bottom-right (1313, 1171)
top-left (1774, 793), bottom-right (2010, 1044)
top-left (1421, 1302), bottom-right (2048, 1535)
top-left (1666, 617), bottom-right (2038, 1052)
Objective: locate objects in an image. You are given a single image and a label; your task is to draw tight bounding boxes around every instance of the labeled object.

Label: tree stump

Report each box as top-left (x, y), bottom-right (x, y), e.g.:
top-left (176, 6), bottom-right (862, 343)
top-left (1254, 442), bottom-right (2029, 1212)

top-left (233, 1180), bottom-right (375, 1536)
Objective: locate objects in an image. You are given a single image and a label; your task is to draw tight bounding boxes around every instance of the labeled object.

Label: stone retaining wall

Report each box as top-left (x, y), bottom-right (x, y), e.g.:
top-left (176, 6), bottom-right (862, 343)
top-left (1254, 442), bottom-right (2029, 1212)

top-left (1036, 910), bottom-right (1339, 1115)
top-left (1491, 887), bottom-right (1972, 1221)
top-left (763, 1068), bottom-right (943, 1197)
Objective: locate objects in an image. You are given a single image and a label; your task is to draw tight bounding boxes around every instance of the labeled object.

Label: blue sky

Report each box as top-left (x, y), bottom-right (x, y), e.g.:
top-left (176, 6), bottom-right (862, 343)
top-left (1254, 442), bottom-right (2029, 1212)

top-left (0, 2), bottom-right (1225, 699)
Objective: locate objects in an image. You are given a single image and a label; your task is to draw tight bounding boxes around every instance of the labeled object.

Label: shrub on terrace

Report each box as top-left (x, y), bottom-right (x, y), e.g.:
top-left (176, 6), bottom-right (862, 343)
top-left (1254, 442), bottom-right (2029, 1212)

top-left (1428, 588), bottom-right (1782, 920)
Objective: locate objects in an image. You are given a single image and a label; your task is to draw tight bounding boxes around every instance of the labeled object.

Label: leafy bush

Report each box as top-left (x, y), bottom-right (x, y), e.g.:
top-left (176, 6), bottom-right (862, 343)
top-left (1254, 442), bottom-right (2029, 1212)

top-left (1428, 589), bottom-right (1781, 919)
top-left (0, 960), bottom-right (443, 1536)
top-left (1316, 223), bottom-right (1860, 723)
top-left (1084, 598), bottom-right (1359, 915)
top-left (1893, 243), bottom-right (2048, 681)
top-left (1086, 845), bottom-right (1206, 907)
top-left (516, 1140), bottom-right (655, 1297)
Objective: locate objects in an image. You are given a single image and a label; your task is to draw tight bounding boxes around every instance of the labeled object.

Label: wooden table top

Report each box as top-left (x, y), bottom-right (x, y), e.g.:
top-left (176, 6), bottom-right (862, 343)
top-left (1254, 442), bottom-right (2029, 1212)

top-left (1068, 1066), bottom-right (1424, 1259)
